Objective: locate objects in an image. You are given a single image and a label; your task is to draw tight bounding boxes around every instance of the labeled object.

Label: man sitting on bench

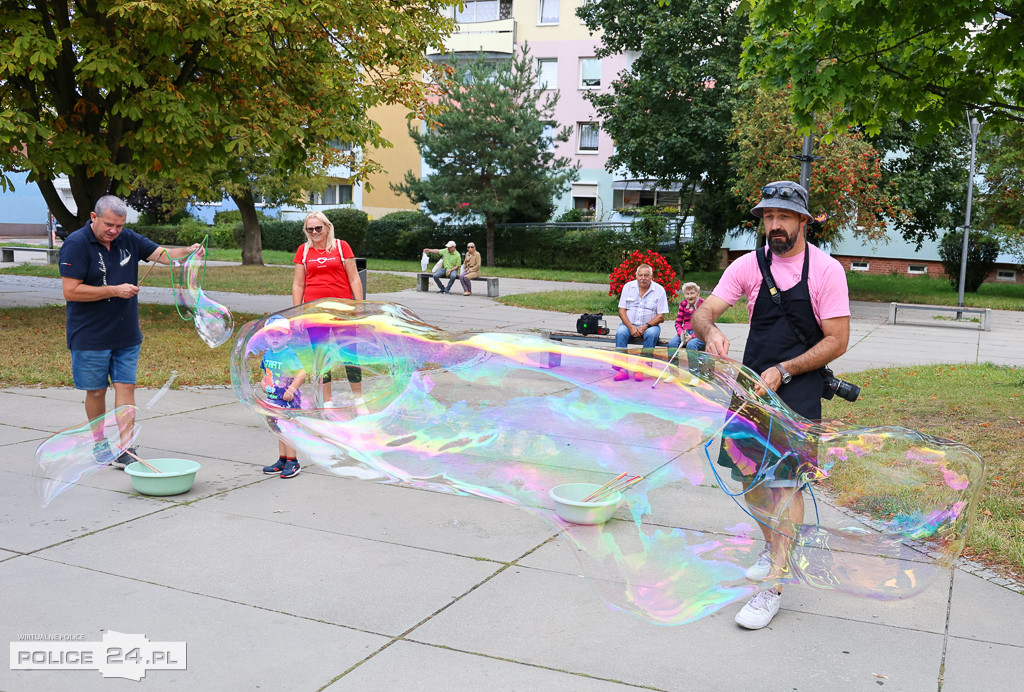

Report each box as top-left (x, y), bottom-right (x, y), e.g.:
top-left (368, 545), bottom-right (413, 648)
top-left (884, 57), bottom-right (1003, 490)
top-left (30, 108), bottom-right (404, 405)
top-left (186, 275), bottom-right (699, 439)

top-left (613, 263), bottom-right (668, 382)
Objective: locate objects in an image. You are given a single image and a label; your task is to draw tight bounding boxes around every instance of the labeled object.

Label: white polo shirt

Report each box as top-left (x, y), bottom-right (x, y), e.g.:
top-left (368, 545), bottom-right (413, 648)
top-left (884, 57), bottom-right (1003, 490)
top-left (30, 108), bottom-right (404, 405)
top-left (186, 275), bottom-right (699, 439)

top-left (618, 280), bottom-right (669, 326)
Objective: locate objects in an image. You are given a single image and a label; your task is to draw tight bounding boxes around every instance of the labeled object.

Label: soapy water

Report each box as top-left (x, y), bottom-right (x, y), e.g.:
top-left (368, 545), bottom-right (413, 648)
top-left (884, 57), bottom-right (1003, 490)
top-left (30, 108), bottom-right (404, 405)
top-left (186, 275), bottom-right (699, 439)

top-left (226, 299), bottom-right (984, 624)
top-left (170, 237), bottom-right (234, 348)
top-left (34, 407), bottom-right (140, 507)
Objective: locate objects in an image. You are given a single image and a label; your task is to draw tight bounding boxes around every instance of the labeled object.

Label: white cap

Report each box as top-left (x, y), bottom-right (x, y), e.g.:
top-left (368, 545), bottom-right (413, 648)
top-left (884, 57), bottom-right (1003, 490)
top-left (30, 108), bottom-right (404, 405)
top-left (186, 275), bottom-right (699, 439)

top-left (264, 315), bottom-right (290, 333)
top-left (445, 240), bottom-right (456, 248)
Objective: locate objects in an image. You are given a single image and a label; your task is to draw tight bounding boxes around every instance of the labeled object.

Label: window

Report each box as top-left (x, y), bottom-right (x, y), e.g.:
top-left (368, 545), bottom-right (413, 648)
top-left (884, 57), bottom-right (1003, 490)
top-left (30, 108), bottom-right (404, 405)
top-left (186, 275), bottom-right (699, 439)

top-left (851, 261), bottom-right (870, 271)
top-left (578, 122), bottom-right (599, 152)
top-left (456, 0), bottom-right (498, 23)
top-left (538, 0), bottom-right (559, 24)
top-left (573, 196), bottom-right (596, 212)
top-left (308, 184), bottom-right (353, 205)
top-left (907, 264), bottom-right (928, 275)
top-left (537, 58), bottom-right (558, 90)
top-left (541, 122), bottom-right (558, 151)
top-left (580, 58), bottom-right (601, 88)
top-left (997, 269), bottom-right (1016, 281)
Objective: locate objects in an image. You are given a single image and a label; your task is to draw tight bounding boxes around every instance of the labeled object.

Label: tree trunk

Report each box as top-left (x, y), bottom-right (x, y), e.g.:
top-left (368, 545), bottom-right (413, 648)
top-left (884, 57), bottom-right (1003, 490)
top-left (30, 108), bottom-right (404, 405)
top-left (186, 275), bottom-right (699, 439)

top-left (485, 215), bottom-right (496, 267)
top-left (232, 189), bottom-right (264, 266)
top-left (35, 179), bottom-right (77, 231)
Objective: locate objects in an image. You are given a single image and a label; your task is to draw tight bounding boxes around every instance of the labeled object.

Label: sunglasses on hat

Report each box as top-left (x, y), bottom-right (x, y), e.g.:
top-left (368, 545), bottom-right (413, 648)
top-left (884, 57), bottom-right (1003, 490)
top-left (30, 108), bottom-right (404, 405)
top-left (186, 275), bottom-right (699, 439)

top-left (761, 185), bottom-right (801, 201)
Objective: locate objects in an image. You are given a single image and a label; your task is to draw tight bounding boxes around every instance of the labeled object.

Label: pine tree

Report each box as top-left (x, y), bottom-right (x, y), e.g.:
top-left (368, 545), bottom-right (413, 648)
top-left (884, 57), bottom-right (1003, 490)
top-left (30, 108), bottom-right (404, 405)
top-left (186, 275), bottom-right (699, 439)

top-left (394, 48), bottom-right (578, 265)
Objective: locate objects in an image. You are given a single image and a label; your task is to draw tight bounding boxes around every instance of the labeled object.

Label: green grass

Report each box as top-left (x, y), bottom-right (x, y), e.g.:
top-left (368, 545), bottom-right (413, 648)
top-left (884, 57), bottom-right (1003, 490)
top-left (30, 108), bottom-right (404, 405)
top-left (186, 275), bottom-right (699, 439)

top-left (823, 363), bottom-right (1024, 578)
top-left (0, 305), bottom-right (255, 387)
top-left (846, 272), bottom-right (1024, 311)
top-left (0, 263), bottom-right (413, 295)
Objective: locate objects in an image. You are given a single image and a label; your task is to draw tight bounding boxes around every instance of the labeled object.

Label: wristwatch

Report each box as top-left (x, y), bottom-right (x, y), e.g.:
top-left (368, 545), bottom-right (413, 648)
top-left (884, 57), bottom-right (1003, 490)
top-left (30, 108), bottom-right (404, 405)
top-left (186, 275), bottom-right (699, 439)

top-left (774, 363), bottom-right (792, 384)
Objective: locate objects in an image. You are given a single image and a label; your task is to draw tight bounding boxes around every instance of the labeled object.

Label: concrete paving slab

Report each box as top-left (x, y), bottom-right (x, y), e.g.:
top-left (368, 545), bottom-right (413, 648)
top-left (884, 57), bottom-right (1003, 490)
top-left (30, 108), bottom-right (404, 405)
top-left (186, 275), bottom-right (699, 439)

top-left (0, 422), bottom-right (48, 447)
top-left (37, 504), bottom-right (503, 635)
top-left (410, 565), bottom-right (946, 690)
top-left (0, 557), bottom-right (389, 692)
top-left (200, 475), bottom-right (558, 562)
top-left (947, 571), bottom-right (1024, 645)
top-left (132, 415), bottom-right (273, 466)
top-left (0, 467), bottom-right (170, 554)
top-left (942, 637), bottom-right (1024, 692)
top-left (326, 639), bottom-right (631, 691)
top-left (0, 391), bottom-right (73, 433)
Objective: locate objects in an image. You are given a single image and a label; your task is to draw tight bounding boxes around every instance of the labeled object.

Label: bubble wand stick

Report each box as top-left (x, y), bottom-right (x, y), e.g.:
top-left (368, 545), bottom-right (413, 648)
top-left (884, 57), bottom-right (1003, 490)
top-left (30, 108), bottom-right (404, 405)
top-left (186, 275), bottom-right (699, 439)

top-left (650, 341), bottom-right (686, 389)
top-left (137, 249), bottom-right (169, 288)
top-left (123, 448), bottom-right (164, 474)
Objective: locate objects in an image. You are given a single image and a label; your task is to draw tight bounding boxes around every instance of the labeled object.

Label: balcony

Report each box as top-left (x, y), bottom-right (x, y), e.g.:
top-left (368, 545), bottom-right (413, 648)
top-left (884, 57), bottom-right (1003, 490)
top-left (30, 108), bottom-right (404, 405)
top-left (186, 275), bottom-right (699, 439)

top-left (428, 18), bottom-right (516, 57)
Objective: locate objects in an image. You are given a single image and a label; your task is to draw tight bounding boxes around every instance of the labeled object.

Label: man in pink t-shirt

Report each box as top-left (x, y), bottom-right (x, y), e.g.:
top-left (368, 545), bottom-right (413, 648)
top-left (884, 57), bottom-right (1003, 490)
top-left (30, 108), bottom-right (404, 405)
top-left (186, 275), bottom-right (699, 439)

top-left (693, 180), bottom-right (851, 631)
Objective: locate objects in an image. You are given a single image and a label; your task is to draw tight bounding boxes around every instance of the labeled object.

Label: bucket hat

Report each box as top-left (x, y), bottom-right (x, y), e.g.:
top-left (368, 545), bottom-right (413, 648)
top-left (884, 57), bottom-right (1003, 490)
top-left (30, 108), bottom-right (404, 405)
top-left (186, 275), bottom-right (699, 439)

top-left (751, 181), bottom-right (811, 219)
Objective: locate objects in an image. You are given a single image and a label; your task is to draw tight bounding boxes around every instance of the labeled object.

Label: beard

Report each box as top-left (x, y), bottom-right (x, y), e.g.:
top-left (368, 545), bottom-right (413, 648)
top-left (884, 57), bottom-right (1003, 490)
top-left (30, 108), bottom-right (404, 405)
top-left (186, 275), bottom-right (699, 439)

top-left (767, 231), bottom-right (797, 255)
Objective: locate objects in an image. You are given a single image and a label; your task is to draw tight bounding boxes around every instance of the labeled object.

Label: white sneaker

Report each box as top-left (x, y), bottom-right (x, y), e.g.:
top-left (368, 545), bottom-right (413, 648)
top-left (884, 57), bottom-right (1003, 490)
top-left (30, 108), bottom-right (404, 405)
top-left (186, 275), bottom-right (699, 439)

top-left (735, 589), bottom-right (782, 629)
top-left (745, 547), bottom-right (773, 581)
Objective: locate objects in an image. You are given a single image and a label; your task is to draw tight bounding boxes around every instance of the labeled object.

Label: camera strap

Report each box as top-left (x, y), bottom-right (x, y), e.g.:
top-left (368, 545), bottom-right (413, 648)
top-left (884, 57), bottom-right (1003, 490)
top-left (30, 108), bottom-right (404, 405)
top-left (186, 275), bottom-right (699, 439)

top-left (755, 247), bottom-right (831, 375)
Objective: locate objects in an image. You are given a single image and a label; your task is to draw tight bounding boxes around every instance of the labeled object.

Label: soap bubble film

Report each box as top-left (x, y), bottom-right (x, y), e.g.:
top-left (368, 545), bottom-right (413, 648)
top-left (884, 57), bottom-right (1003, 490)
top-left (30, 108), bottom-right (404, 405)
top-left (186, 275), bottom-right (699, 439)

top-left (34, 407), bottom-right (140, 507)
top-left (231, 300), bottom-right (985, 624)
top-left (171, 238), bottom-right (234, 348)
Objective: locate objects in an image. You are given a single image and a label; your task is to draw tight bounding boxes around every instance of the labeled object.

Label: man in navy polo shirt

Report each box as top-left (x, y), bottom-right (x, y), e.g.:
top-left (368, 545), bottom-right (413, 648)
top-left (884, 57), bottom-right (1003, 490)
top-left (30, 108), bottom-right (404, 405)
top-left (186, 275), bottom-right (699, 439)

top-left (59, 195), bottom-right (203, 468)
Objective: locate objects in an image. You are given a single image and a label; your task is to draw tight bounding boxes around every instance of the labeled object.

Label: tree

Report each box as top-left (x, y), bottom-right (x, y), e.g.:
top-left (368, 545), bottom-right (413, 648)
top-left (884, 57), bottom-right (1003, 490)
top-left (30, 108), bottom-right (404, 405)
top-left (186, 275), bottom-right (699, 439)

top-left (741, 0), bottom-right (1024, 135)
top-left (394, 49), bottom-right (578, 266)
top-left (0, 1), bottom-right (453, 264)
top-left (578, 0), bottom-right (748, 267)
top-left (730, 87), bottom-right (905, 246)
top-left (869, 120), bottom-right (970, 249)
top-left (979, 121), bottom-right (1024, 266)
top-left (939, 230), bottom-right (1001, 293)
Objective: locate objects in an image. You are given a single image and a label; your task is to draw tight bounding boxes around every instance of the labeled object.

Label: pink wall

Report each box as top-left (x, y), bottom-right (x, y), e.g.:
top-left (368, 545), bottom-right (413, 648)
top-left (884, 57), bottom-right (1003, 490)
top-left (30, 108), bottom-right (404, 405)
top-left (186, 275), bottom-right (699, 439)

top-left (525, 39), bottom-right (626, 168)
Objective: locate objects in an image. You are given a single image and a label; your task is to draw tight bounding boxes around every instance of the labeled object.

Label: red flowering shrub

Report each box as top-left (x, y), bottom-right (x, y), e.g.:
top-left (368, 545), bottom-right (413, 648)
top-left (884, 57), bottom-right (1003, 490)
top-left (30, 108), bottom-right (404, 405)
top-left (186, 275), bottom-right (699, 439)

top-left (609, 250), bottom-right (680, 300)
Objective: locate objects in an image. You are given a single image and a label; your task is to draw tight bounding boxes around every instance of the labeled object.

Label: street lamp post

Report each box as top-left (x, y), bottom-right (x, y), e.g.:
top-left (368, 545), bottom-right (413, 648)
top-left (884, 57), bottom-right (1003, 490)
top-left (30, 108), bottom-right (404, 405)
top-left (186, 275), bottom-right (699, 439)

top-left (956, 116), bottom-right (983, 317)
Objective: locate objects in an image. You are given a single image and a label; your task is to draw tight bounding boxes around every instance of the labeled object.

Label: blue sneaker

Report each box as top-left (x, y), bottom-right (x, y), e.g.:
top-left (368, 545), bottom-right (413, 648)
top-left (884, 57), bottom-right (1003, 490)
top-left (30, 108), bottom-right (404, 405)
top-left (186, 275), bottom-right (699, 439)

top-left (280, 459), bottom-right (301, 479)
top-left (263, 457), bottom-right (287, 475)
top-left (93, 440), bottom-right (114, 465)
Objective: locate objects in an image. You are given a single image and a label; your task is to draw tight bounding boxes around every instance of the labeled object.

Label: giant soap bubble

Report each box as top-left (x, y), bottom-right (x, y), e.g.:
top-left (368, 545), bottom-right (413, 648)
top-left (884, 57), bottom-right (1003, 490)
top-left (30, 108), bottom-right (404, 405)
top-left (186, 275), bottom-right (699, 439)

top-left (170, 238), bottom-right (234, 348)
top-left (34, 407), bottom-right (140, 507)
top-left (231, 300), bottom-right (985, 625)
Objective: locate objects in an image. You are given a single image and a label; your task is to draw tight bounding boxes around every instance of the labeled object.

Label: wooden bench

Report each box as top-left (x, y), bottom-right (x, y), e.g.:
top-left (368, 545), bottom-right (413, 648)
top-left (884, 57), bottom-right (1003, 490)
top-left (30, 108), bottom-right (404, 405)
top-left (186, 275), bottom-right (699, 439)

top-left (540, 330), bottom-right (683, 369)
top-left (416, 272), bottom-right (499, 297)
top-left (1, 246), bottom-right (60, 265)
top-left (889, 302), bottom-right (991, 331)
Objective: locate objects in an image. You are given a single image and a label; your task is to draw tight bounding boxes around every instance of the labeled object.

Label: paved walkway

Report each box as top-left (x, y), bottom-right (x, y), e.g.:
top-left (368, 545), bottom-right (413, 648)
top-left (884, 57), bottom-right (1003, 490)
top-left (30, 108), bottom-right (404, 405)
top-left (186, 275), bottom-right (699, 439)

top-left (2, 252), bottom-right (1022, 691)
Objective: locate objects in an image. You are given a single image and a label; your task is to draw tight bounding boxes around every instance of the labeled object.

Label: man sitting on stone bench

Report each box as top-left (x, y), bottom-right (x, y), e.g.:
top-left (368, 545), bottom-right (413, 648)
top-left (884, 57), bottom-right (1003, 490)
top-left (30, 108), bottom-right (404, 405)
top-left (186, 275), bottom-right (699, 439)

top-left (613, 263), bottom-right (668, 382)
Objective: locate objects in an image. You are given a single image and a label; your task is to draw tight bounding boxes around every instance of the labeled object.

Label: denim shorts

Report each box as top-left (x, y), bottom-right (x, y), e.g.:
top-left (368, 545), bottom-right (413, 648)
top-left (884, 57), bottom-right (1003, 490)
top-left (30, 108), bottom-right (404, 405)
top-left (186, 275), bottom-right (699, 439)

top-left (71, 344), bottom-right (141, 390)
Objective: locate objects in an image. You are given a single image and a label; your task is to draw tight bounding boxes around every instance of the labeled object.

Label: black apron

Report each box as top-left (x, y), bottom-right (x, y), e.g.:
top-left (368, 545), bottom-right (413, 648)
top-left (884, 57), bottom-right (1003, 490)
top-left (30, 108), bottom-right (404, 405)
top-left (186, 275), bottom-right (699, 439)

top-left (746, 246), bottom-right (824, 420)
top-left (715, 247), bottom-right (823, 481)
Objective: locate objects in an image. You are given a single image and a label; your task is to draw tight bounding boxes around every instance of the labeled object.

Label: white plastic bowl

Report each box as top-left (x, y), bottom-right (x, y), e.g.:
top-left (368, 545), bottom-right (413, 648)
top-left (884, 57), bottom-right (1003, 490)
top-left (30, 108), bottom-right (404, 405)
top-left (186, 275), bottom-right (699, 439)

top-left (549, 483), bottom-right (622, 525)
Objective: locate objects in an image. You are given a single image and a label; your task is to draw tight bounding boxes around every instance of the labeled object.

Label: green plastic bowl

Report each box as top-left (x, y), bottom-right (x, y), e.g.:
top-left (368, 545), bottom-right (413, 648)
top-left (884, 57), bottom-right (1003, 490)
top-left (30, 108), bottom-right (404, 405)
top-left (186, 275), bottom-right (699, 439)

top-left (549, 483), bottom-right (622, 525)
top-left (124, 458), bottom-right (201, 496)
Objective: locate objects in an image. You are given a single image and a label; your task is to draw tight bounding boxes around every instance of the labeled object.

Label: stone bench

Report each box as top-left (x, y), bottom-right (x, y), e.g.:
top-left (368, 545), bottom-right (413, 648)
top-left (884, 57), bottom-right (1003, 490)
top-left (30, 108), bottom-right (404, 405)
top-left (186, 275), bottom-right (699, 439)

top-left (1, 246), bottom-right (60, 265)
top-left (889, 302), bottom-right (991, 331)
top-left (416, 273), bottom-right (499, 297)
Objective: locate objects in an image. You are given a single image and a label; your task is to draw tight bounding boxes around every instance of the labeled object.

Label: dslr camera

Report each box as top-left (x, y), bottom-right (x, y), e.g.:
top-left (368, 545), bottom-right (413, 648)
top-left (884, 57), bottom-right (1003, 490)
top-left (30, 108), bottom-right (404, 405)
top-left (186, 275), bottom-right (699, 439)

top-left (821, 366), bottom-right (859, 402)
